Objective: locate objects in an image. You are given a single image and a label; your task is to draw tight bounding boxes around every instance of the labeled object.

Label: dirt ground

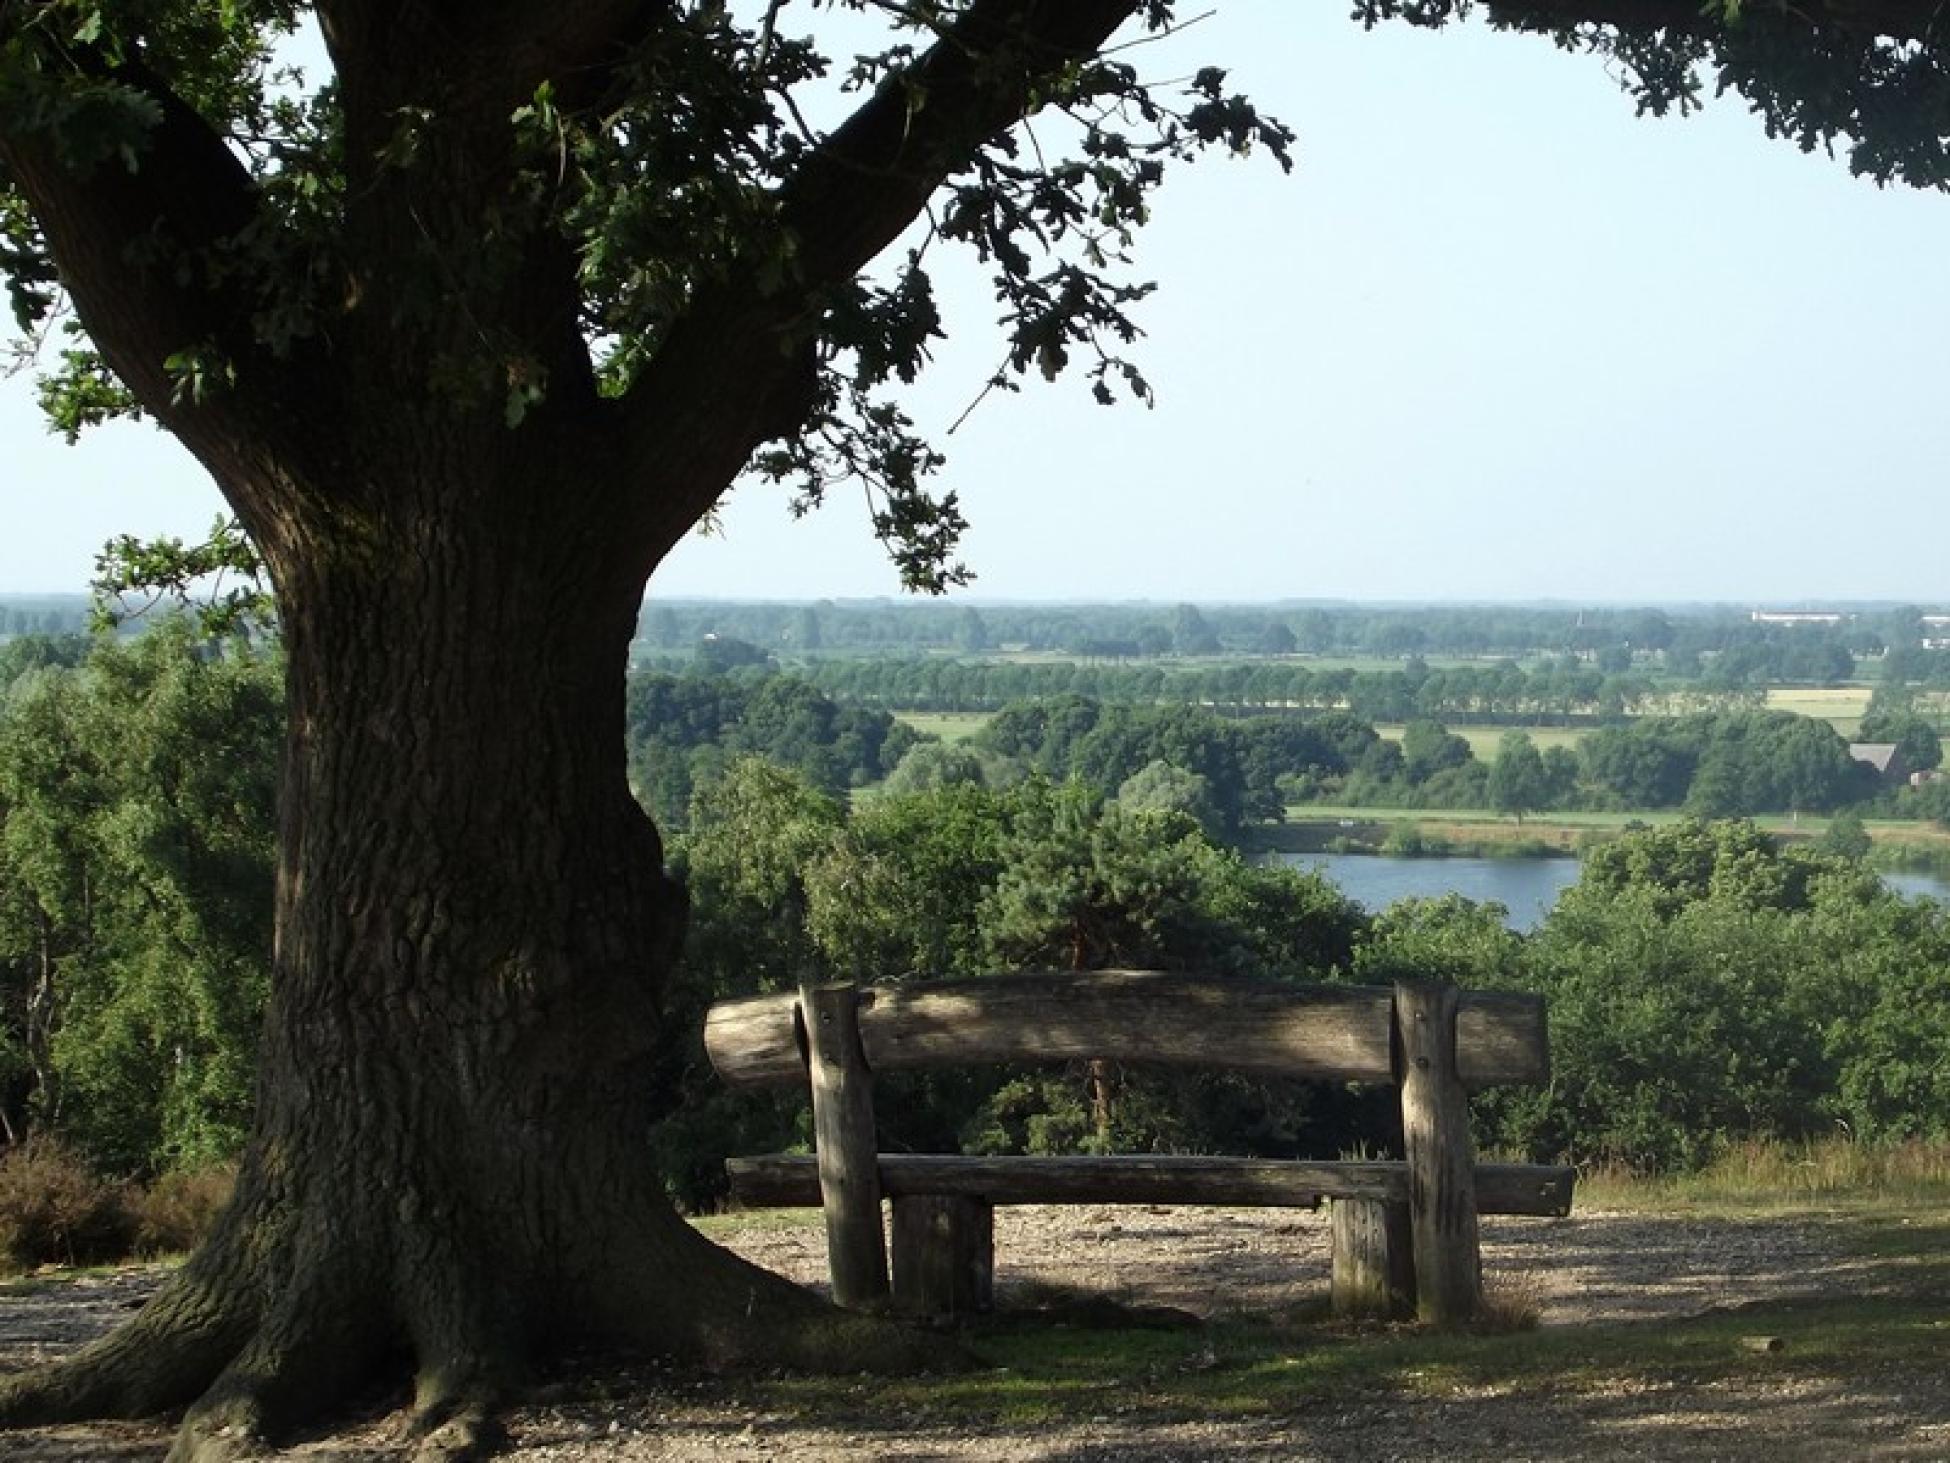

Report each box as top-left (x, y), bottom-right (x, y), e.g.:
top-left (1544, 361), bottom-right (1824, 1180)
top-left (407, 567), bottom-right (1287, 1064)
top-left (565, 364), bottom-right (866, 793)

top-left (3, 1204), bottom-right (1948, 1460)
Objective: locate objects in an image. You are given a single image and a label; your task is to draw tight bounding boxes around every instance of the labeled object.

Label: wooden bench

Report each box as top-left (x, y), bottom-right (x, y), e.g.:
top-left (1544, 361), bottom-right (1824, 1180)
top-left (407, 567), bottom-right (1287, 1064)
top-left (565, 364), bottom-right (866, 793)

top-left (703, 970), bottom-right (1572, 1324)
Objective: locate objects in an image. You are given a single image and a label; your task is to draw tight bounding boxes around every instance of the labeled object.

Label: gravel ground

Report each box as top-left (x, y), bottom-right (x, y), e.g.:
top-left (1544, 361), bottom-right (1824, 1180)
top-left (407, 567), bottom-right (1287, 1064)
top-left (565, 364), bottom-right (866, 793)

top-left (3, 1204), bottom-right (1947, 1461)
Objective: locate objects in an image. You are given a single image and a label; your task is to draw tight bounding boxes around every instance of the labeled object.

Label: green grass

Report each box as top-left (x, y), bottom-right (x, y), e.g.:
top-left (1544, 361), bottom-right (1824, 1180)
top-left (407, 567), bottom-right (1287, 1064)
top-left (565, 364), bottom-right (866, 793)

top-left (690, 1207), bottom-right (821, 1238)
top-left (1762, 687), bottom-right (1873, 736)
top-left (1576, 1138), bottom-right (1950, 1217)
top-left (1286, 805), bottom-right (1673, 831)
top-left (1372, 723), bottom-right (1592, 756)
top-left (893, 711), bottom-right (992, 743)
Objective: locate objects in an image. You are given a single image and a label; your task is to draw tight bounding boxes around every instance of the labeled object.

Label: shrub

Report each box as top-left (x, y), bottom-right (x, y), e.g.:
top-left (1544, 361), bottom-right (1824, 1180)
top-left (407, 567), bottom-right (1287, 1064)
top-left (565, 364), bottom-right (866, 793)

top-left (131, 1164), bottom-right (237, 1256)
top-left (1379, 823), bottom-right (1450, 858)
top-left (0, 1139), bottom-right (136, 1272)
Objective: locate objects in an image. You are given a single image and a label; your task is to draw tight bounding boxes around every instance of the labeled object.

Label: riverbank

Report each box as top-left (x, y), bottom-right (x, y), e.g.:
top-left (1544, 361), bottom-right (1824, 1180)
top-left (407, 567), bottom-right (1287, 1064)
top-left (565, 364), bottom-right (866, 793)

top-left (1254, 806), bottom-right (1950, 867)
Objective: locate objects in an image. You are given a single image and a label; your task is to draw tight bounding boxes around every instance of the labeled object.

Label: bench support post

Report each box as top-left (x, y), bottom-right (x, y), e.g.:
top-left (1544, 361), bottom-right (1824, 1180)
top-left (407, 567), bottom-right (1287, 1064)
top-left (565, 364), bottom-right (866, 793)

top-left (1395, 980), bottom-right (1482, 1324)
top-left (891, 1195), bottom-right (995, 1318)
top-left (802, 982), bottom-right (889, 1310)
top-left (1330, 1198), bottom-right (1414, 1320)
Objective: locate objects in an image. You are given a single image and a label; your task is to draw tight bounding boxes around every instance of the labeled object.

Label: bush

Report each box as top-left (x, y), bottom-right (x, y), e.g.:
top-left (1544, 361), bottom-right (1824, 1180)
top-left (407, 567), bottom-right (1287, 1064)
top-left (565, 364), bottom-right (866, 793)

top-left (1379, 822), bottom-right (1450, 858)
top-left (130, 1164), bottom-right (236, 1255)
top-left (0, 1139), bottom-right (136, 1272)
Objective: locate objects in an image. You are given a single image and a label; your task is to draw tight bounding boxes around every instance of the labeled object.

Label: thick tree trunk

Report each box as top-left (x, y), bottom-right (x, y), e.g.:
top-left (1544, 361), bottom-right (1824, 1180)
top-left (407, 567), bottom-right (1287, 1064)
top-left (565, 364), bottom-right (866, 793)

top-left (0, 449), bottom-right (930, 1460)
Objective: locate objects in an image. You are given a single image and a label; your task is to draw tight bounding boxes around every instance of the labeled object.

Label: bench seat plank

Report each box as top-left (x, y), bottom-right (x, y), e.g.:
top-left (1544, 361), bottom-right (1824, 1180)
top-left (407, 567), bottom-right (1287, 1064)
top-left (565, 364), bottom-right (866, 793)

top-left (725, 1153), bottom-right (1574, 1217)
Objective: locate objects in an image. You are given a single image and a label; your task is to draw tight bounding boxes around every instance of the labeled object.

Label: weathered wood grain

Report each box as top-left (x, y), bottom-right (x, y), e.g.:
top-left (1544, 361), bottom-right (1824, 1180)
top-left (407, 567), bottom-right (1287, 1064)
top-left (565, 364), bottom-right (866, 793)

top-left (1330, 1198), bottom-right (1415, 1320)
top-left (891, 1195), bottom-right (994, 1317)
top-left (1396, 980), bottom-right (1483, 1324)
top-left (801, 983), bottom-right (888, 1309)
top-left (704, 972), bottom-right (1547, 1089)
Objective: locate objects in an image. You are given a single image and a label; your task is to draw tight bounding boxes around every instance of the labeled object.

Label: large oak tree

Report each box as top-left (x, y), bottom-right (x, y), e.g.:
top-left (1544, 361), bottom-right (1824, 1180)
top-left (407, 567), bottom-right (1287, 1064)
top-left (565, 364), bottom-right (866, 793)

top-left (0, 1), bottom-right (1944, 1458)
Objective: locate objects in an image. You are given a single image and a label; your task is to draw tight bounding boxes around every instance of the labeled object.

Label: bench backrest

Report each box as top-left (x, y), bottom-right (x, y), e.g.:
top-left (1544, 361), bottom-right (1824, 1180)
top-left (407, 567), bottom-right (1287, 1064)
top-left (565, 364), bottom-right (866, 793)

top-left (704, 970), bottom-right (1548, 1091)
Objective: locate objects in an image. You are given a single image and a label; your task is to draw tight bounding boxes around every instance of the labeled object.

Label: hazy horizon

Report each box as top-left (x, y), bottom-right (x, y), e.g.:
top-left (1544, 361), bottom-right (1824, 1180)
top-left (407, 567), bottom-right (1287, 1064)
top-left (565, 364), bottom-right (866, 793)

top-left (5, 589), bottom-right (1944, 615)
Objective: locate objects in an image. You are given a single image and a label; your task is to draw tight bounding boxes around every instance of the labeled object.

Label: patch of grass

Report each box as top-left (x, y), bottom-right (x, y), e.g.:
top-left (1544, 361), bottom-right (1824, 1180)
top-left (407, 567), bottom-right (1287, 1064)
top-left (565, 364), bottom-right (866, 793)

top-left (1372, 724), bottom-right (1593, 757)
top-left (690, 1207), bottom-right (821, 1238)
top-left (748, 1284), bottom-right (1949, 1429)
top-left (1579, 1139), bottom-right (1950, 1217)
top-left (1763, 687), bottom-right (1873, 729)
top-left (892, 711), bottom-right (992, 743)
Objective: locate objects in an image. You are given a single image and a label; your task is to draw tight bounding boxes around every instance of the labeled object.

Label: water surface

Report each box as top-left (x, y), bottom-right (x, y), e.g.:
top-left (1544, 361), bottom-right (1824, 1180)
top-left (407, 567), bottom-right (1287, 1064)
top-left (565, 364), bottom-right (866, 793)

top-left (1273, 853), bottom-right (1950, 932)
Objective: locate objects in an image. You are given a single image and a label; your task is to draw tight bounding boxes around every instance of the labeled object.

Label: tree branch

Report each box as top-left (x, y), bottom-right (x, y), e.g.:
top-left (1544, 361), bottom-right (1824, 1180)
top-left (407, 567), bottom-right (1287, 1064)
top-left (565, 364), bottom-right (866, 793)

top-left (0, 53), bottom-right (340, 541)
top-left (320, 0), bottom-right (678, 123)
top-left (1477, 0), bottom-right (1941, 45)
top-left (617, 0), bottom-right (1146, 559)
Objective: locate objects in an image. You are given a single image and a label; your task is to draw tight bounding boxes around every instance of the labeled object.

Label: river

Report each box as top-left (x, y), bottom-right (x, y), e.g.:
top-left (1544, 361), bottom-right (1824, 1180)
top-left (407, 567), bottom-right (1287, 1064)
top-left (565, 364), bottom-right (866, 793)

top-left (1270, 853), bottom-right (1950, 933)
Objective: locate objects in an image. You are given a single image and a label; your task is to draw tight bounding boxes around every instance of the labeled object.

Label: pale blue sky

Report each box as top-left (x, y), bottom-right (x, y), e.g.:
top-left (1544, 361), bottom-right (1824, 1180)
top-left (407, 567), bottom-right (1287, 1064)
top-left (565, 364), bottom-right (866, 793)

top-left (4, 7), bottom-right (1946, 603)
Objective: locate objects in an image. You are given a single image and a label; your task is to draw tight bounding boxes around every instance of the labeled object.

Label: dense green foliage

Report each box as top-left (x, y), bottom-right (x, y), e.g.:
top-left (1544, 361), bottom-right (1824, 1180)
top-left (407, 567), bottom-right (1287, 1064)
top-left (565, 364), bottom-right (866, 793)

top-left (955, 694), bottom-right (1904, 822)
top-left (1579, 711), bottom-right (1876, 815)
top-left (625, 668), bottom-right (919, 829)
top-left (0, 621), bottom-right (278, 1174)
top-left (653, 767), bottom-right (1373, 1205)
top-left (972, 696), bottom-right (1387, 837)
top-left (1485, 821), bottom-right (1950, 1169)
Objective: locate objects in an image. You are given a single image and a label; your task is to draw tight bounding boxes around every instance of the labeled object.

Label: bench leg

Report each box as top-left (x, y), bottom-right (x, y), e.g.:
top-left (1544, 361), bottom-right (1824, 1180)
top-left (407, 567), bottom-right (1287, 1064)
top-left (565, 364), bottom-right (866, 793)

top-left (1330, 1198), bottom-right (1414, 1321)
top-left (891, 1195), bottom-right (994, 1319)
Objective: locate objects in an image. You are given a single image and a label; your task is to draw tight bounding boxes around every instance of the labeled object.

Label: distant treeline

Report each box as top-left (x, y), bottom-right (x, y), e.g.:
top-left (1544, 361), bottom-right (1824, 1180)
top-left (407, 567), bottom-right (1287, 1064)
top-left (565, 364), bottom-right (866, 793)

top-left (958, 693), bottom-right (1944, 823)
top-left (0, 597), bottom-right (91, 639)
top-left (637, 599), bottom-right (1950, 685)
top-left (619, 660), bottom-right (1950, 830)
top-left (626, 671), bottom-right (919, 830)
top-left (799, 654), bottom-right (1652, 719)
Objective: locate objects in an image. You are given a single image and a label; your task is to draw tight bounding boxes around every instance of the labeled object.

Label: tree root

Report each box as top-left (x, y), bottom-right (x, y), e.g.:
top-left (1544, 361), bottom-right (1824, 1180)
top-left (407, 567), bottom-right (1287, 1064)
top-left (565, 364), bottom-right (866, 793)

top-left (0, 1258), bottom-right (255, 1429)
top-left (0, 1190), bottom-right (962, 1461)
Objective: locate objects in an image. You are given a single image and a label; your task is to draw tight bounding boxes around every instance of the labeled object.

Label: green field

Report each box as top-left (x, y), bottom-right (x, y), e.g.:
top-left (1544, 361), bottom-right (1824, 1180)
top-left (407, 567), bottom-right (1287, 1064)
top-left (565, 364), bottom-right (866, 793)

top-left (1762, 686), bottom-right (1874, 735)
top-left (1279, 804), bottom-right (1950, 846)
top-left (1372, 723), bottom-right (1591, 756)
top-left (894, 711), bottom-right (993, 743)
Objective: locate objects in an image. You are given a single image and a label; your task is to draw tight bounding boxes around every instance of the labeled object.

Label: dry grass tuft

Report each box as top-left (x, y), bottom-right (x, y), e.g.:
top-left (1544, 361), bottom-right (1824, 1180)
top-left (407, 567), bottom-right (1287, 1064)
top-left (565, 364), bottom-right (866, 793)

top-left (1579, 1137), bottom-right (1950, 1213)
top-left (1473, 1271), bottom-right (1544, 1333)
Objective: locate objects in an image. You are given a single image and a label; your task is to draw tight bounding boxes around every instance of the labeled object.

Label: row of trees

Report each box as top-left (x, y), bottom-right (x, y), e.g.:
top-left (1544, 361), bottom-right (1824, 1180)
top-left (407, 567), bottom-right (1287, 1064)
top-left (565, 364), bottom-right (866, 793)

top-left (0, 602), bottom-right (90, 640)
top-left (802, 652), bottom-right (1656, 720)
top-left (944, 695), bottom-right (1942, 824)
top-left (636, 599), bottom-right (1944, 671)
top-left (792, 649), bottom-right (1915, 720)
